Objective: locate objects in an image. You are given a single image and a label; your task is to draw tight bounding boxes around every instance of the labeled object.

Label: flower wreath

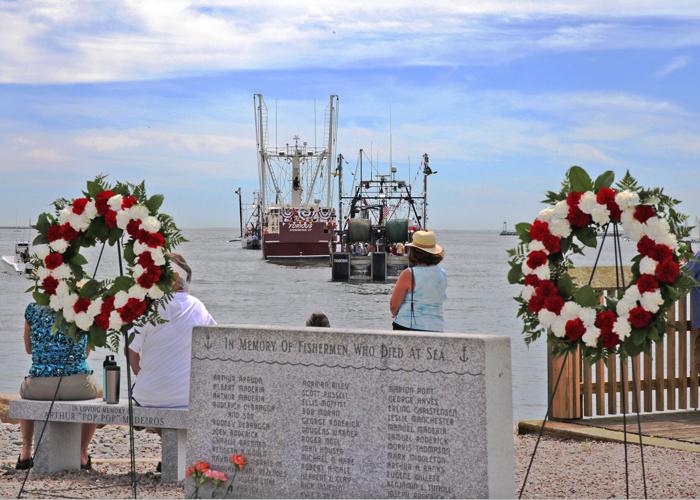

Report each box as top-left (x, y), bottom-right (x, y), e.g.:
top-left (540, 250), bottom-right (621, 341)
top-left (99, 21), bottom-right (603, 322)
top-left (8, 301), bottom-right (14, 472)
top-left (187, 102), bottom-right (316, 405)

top-left (29, 177), bottom-right (185, 349)
top-left (508, 167), bottom-right (696, 359)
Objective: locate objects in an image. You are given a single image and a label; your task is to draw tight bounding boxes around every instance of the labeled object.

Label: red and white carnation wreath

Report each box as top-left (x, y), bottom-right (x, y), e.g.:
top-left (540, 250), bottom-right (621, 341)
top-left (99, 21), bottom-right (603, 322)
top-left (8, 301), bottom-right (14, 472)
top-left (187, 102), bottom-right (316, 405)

top-left (29, 177), bottom-right (185, 349)
top-left (508, 167), bottom-right (696, 359)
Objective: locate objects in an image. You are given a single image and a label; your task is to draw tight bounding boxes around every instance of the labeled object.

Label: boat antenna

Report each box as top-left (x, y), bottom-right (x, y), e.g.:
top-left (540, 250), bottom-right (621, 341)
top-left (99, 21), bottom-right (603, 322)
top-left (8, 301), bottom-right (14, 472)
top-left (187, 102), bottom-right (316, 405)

top-left (275, 99), bottom-right (278, 153)
top-left (389, 104), bottom-right (392, 173)
top-left (314, 98), bottom-right (317, 152)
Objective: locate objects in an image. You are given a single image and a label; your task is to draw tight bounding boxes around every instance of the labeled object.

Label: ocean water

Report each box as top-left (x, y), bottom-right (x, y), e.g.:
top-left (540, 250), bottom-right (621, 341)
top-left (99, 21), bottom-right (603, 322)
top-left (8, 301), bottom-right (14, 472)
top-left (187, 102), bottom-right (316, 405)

top-left (0, 227), bottom-right (636, 421)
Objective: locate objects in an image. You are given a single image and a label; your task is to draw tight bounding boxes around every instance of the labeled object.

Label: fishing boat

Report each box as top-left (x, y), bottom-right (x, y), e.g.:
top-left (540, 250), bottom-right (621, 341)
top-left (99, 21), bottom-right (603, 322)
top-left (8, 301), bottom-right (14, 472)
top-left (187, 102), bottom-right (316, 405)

top-left (331, 150), bottom-right (433, 281)
top-left (253, 94), bottom-right (338, 261)
top-left (2, 241), bottom-right (32, 274)
top-left (233, 188), bottom-right (262, 250)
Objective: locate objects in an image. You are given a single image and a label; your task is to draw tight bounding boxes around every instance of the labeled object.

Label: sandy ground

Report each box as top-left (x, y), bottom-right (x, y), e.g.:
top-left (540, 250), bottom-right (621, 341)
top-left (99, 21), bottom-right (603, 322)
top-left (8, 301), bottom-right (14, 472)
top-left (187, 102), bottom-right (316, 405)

top-left (1, 423), bottom-right (700, 498)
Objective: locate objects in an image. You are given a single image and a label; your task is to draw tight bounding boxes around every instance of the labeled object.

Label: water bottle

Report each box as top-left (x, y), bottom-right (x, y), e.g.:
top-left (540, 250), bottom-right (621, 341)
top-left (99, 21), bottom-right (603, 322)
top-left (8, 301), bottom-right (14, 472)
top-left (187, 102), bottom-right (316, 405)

top-left (103, 356), bottom-right (121, 404)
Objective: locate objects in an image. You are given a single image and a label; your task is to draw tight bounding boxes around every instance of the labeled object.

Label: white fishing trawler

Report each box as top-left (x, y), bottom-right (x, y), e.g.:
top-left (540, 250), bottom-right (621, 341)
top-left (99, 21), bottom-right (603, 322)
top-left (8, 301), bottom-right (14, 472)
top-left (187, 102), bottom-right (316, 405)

top-left (2, 241), bottom-right (32, 274)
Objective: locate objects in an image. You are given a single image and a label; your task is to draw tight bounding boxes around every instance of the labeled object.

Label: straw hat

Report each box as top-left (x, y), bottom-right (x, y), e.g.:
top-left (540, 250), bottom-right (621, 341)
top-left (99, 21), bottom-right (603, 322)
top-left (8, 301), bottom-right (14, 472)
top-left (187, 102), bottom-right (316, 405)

top-left (406, 230), bottom-right (443, 255)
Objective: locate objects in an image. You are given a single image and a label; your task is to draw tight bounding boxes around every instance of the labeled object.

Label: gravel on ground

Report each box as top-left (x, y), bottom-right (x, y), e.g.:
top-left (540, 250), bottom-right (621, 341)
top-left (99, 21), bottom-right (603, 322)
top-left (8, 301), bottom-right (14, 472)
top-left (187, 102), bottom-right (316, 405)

top-left (2, 423), bottom-right (700, 498)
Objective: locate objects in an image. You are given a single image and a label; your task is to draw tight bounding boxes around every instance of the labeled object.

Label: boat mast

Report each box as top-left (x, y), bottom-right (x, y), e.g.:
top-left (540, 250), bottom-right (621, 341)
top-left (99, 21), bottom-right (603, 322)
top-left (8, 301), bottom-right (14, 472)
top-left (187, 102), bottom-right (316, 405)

top-left (235, 188), bottom-right (243, 238)
top-left (254, 94), bottom-right (267, 217)
top-left (326, 95), bottom-right (338, 207)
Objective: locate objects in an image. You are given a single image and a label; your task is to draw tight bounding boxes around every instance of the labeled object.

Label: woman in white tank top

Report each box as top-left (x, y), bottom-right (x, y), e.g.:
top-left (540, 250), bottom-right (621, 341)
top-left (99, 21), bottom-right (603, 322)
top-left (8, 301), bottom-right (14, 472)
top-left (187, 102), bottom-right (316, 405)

top-left (390, 231), bottom-right (447, 332)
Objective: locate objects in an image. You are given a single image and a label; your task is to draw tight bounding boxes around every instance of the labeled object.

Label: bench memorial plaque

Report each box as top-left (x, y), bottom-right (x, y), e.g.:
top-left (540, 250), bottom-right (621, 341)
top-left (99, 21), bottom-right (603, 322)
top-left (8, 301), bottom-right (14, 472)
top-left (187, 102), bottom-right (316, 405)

top-left (187, 325), bottom-right (513, 498)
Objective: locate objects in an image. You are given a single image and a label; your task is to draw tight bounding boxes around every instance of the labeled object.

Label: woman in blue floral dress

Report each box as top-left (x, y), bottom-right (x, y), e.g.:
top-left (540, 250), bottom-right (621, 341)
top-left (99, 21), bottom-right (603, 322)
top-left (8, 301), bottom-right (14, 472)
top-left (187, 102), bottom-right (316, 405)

top-left (17, 303), bottom-right (100, 470)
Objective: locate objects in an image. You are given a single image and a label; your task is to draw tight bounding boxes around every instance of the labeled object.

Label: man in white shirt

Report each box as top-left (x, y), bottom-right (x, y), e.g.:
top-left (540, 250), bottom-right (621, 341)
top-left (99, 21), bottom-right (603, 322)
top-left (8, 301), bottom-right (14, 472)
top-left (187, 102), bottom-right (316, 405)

top-left (128, 253), bottom-right (216, 408)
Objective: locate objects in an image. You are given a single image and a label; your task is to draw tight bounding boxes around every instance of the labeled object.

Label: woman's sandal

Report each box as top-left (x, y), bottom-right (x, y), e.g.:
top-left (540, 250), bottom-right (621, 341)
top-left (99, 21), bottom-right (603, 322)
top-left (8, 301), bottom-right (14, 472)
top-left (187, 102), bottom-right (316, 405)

top-left (15, 455), bottom-right (33, 470)
top-left (80, 455), bottom-right (92, 471)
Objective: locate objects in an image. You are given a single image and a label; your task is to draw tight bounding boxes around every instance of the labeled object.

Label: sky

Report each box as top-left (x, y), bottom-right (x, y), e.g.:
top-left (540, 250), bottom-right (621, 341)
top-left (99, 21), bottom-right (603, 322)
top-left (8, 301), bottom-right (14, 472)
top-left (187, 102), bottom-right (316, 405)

top-left (1, 1), bottom-right (699, 230)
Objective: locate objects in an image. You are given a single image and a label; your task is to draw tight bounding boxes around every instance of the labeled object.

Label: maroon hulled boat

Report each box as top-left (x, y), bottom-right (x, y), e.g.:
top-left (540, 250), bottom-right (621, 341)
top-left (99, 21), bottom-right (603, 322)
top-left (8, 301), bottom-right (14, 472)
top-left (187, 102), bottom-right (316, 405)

top-left (254, 94), bottom-right (339, 261)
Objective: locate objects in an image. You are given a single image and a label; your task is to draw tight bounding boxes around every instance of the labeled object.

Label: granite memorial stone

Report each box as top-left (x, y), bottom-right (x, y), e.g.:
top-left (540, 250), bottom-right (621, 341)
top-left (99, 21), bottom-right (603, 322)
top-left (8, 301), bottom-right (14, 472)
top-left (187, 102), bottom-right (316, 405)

top-left (186, 325), bottom-right (513, 498)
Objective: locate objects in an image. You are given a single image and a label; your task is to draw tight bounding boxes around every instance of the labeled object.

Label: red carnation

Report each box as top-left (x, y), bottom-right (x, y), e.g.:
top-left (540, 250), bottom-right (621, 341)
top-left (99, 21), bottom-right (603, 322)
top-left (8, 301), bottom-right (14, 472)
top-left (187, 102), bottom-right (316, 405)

top-left (95, 313), bottom-right (110, 330)
top-left (634, 205), bottom-right (655, 224)
top-left (44, 253), bottom-right (63, 270)
top-left (72, 198), bottom-right (89, 215)
top-left (595, 310), bottom-right (617, 332)
top-left (543, 234), bottom-right (561, 254)
top-left (544, 295), bottom-right (564, 314)
top-left (637, 236), bottom-right (656, 258)
top-left (119, 298), bottom-right (148, 323)
top-left (656, 258), bottom-right (679, 284)
top-left (101, 295), bottom-right (116, 314)
top-left (567, 191), bottom-right (584, 208)
top-left (42, 276), bottom-right (59, 295)
top-left (528, 295), bottom-right (545, 314)
top-left (523, 274), bottom-right (540, 287)
top-left (137, 266), bottom-right (162, 289)
top-left (629, 306), bottom-right (653, 329)
top-left (653, 244), bottom-right (673, 263)
top-left (73, 297), bottom-right (91, 314)
top-left (146, 232), bottom-right (165, 248)
top-left (599, 330), bottom-right (620, 349)
top-left (137, 252), bottom-right (155, 268)
top-left (47, 225), bottom-right (63, 242)
top-left (596, 187), bottom-right (621, 221)
top-left (127, 219), bottom-right (142, 238)
top-left (536, 280), bottom-right (558, 297)
top-left (104, 209), bottom-right (118, 229)
top-left (95, 190), bottom-right (115, 215)
top-left (529, 220), bottom-right (551, 241)
top-left (565, 318), bottom-right (586, 342)
top-left (122, 195), bottom-right (137, 209)
top-left (636, 274), bottom-right (659, 294)
top-left (568, 206), bottom-right (591, 228)
top-left (527, 250), bottom-right (548, 269)
top-left (60, 223), bottom-right (79, 241)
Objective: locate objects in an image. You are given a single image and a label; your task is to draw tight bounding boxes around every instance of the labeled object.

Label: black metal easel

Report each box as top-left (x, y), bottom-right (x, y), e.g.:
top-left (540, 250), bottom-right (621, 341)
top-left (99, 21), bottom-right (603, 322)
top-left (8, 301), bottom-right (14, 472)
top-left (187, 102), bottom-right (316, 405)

top-left (519, 222), bottom-right (648, 498)
top-left (18, 241), bottom-right (138, 499)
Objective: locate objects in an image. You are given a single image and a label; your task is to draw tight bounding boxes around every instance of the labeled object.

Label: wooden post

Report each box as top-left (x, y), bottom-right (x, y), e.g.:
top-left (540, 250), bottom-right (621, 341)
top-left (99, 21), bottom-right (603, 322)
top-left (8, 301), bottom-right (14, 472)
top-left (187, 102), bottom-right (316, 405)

top-left (548, 342), bottom-right (581, 420)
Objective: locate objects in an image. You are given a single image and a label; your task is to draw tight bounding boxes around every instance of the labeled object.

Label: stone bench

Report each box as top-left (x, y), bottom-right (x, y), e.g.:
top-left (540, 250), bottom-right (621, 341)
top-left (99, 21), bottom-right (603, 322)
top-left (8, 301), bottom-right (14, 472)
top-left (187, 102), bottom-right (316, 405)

top-left (9, 399), bottom-right (187, 483)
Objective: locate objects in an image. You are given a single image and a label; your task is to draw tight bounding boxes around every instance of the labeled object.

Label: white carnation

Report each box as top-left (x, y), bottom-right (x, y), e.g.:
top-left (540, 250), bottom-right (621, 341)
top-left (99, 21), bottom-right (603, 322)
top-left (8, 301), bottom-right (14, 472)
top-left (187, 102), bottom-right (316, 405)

top-left (549, 218), bottom-right (572, 238)
top-left (590, 205), bottom-right (611, 225)
top-left (129, 205), bottom-right (150, 222)
top-left (625, 222), bottom-right (644, 242)
top-left (521, 285), bottom-right (536, 301)
top-left (83, 201), bottom-right (97, 220)
top-left (615, 191), bottom-right (640, 211)
top-left (660, 233), bottom-right (678, 251)
top-left (551, 317), bottom-right (567, 338)
top-left (640, 257), bottom-right (658, 275)
top-left (114, 291), bottom-right (129, 309)
top-left (561, 301), bottom-right (582, 321)
top-left (32, 244), bottom-right (51, 260)
top-left (640, 290), bottom-right (663, 314)
top-left (49, 295), bottom-right (62, 311)
top-left (133, 241), bottom-right (148, 255)
top-left (51, 264), bottom-right (72, 280)
top-left (537, 207), bottom-right (554, 222)
top-left (87, 298), bottom-right (102, 318)
top-left (116, 210), bottom-right (131, 230)
top-left (529, 240), bottom-right (546, 253)
top-left (49, 238), bottom-right (69, 254)
top-left (69, 212), bottom-right (89, 232)
top-left (616, 298), bottom-right (635, 317)
top-left (578, 191), bottom-right (598, 214)
top-left (141, 216), bottom-right (161, 233)
top-left (36, 267), bottom-right (51, 279)
top-left (613, 319), bottom-right (632, 340)
top-left (75, 312), bottom-right (93, 332)
top-left (533, 265), bottom-right (551, 281)
top-left (538, 309), bottom-right (558, 329)
top-left (147, 286), bottom-right (164, 300)
top-left (109, 310), bottom-right (124, 330)
top-left (579, 307), bottom-right (597, 328)
top-left (552, 200), bottom-right (569, 219)
top-left (62, 300), bottom-right (76, 322)
top-left (620, 208), bottom-right (635, 228)
top-left (107, 194), bottom-right (123, 212)
top-left (582, 326), bottom-right (601, 348)
top-left (644, 217), bottom-right (670, 243)
top-left (132, 264), bottom-right (145, 278)
top-left (56, 281), bottom-right (70, 300)
top-left (128, 285), bottom-right (148, 300)
top-left (58, 207), bottom-right (72, 224)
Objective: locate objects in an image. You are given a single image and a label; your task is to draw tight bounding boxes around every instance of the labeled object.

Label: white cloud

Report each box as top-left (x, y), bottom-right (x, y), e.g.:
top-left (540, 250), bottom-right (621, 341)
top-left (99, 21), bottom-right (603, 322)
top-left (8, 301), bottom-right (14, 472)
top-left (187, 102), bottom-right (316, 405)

top-left (657, 55), bottom-right (692, 78)
top-left (1, 1), bottom-right (700, 83)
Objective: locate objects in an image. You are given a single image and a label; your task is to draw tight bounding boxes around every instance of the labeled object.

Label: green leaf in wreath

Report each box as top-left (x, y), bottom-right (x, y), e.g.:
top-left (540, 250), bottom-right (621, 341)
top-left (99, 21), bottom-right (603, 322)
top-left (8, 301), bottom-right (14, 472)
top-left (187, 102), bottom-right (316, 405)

top-left (574, 227), bottom-right (597, 248)
top-left (92, 328), bottom-right (107, 347)
top-left (69, 263), bottom-right (85, 281)
top-left (86, 180), bottom-right (102, 199)
top-left (146, 194), bottom-right (164, 213)
top-left (113, 276), bottom-right (133, 292)
top-left (69, 253), bottom-right (88, 266)
top-left (95, 223), bottom-right (110, 242)
top-left (568, 165), bottom-right (593, 192)
top-left (676, 270), bottom-right (699, 289)
top-left (79, 279), bottom-right (101, 298)
top-left (573, 285), bottom-right (599, 307)
top-left (123, 241), bottom-right (135, 263)
top-left (107, 227), bottom-right (123, 246)
top-left (557, 274), bottom-right (575, 298)
top-left (33, 234), bottom-right (48, 245)
top-left (631, 328), bottom-right (649, 346)
top-left (593, 171), bottom-right (615, 191)
top-left (507, 262), bottom-right (523, 284)
top-left (34, 213), bottom-right (50, 235)
top-left (33, 291), bottom-right (50, 306)
top-left (515, 222), bottom-right (532, 243)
